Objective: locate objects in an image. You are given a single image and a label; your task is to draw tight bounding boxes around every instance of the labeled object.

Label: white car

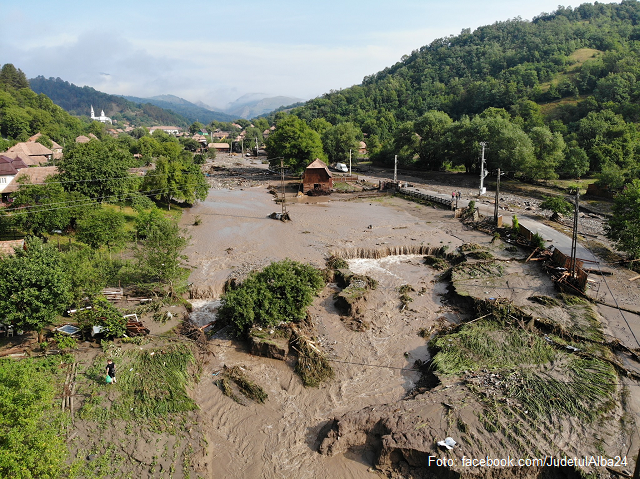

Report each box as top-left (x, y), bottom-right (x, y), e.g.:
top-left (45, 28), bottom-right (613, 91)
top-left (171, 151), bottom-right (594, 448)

top-left (335, 163), bottom-right (348, 172)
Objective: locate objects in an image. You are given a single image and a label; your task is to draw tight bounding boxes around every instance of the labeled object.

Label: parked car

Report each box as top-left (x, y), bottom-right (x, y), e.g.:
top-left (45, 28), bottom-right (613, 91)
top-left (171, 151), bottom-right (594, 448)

top-left (334, 163), bottom-right (348, 172)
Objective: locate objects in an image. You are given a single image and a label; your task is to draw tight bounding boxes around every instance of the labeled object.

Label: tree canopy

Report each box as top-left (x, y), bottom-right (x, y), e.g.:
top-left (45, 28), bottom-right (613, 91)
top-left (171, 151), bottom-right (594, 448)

top-left (0, 238), bottom-right (71, 339)
top-left (606, 179), bottom-right (640, 258)
top-left (265, 115), bottom-right (326, 172)
top-left (218, 259), bottom-right (324, 335)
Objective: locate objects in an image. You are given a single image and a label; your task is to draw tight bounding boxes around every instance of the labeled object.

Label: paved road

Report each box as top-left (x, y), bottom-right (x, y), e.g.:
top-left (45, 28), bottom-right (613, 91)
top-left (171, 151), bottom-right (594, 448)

top-left (398, 185), bottom-right (599, 263)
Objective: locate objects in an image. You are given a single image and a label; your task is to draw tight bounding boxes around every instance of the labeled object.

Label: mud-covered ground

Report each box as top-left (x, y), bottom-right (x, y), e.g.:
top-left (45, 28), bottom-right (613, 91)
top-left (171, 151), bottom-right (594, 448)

top-left (176, 157), bottom-right (640, 478)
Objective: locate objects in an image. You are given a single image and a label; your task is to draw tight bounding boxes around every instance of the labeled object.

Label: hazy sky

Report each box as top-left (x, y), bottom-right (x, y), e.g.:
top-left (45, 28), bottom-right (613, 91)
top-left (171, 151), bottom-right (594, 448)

top-left (1, 0), bottom-right (605, 108)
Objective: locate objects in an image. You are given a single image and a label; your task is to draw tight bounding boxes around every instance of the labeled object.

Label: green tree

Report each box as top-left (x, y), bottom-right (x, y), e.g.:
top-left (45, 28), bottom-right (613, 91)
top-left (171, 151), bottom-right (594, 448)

top-left (0, 106), bottom-right (31, 139)
top-left (606, 179), bottom-right (640, 258)
top-left (76, 208), bottom-right (128, 251)
top-left (0, 357), bottom-right (68, 479)
top-left (8, 179), bottom-right (89, 236)
top-left (135, 219), bottom-right (190, 295)
top-left (526, 126), bottom-right (565, 180)
top-left (57, 141), bottom-right (136, 201)
top-left (62, 245), bottom-right (109, 306)
top-left (559, 146), bottom-right (590, 178)
top-left (75, 296), bottom-right (127, 339)
top-left (189, 121), bottom-right (205, 135)
top-left (0, 63), bottom-right (29, 90)
top-left (309, 118), bottom-right (332, 135)
top-left (540, 196), bottom-right (573, 217)
top-left (264, 115), bottom-right (325, 172)
top-left (321, 122), bottom-right (362, 164)
top-left (179, 137), bottom-right (200, 152)
top-left (253, 118), bottom-right (269, 131)
top-left (141, 156), bottom-right (209, 210)
top-left (0, 237), bottom-right (71, 341)
top-left (218, 259), bottom-right (324, 335)
top-left (415, 110), bottom-right (453, 169)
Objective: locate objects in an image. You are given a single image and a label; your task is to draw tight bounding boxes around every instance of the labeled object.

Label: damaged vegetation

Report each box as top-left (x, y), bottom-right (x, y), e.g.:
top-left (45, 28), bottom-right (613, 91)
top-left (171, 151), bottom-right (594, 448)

top-left (426, 293), bottom-right (620, 458)
top-left (217, 365), bottom-right (268, 404)
top-left (79, 343), bottom-right (198, 421)
top-left (291, 330), bottom-right (335, 387)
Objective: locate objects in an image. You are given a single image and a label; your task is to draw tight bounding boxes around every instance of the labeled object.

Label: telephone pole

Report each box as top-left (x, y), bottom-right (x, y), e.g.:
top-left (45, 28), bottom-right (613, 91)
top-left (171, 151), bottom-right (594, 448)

top-left (569, 189), bottom-right (580, 279)
top-left (494, 168), bottom-right (500, 223)
top-left (394, 155), bottom-right (398, 183)
top-left (479, 142), bottom-right (487, 196)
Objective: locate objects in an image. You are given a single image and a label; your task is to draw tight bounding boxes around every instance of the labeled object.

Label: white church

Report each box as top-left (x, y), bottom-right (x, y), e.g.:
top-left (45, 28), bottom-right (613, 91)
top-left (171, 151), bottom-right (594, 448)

top-left (90, 105), bottom-right (112, 124)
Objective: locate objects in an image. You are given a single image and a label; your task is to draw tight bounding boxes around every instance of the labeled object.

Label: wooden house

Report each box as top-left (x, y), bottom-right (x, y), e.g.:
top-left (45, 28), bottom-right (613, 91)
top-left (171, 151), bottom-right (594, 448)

top-left (303, 159), bottom-right (333, 193)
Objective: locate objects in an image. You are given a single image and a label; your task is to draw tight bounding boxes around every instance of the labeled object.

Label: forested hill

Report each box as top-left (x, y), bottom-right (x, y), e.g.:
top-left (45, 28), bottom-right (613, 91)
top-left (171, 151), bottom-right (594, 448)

top-left (122, 94), bottom-right (236, 124)
top-left (29, 76), bottom-right (190, 128)
top-left (283, 1), bottom-right (640, 185)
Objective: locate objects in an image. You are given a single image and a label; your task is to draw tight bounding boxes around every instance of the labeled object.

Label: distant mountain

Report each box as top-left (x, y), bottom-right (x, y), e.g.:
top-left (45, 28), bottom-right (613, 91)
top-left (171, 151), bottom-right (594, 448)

top-left (29, 76), bottom-right (190, 127)
top-left (194, 100), bottom-right (222, 111)
top-left (224, 94), bottom-right (304, 119)
top-left (123, 95), bottom-right (236, 123)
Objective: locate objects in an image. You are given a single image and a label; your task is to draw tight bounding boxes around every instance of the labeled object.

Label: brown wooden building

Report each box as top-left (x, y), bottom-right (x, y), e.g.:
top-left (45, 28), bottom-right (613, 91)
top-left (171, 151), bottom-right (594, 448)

top-left (303, 159), bottom-right (333, 193)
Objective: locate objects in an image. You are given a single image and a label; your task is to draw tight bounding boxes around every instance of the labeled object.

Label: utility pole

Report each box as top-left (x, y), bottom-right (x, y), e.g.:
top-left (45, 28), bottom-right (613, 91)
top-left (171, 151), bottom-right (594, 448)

top-left (494, 168), bottom-right (500, 223)
top-left (479, 142), bottom-right (487, 196)
top-left (569, 188), bottom-right (580, 279)
top-left (241, 138), bottom-right (244, 157)
top-left (255, 137), bottom-right (259, 156)
top-left (349, 149), bottom-right (352, 176)
top-left (280, 158), bottom-right (288, 217)
top-left (394, 155), bottom-right (398, 183)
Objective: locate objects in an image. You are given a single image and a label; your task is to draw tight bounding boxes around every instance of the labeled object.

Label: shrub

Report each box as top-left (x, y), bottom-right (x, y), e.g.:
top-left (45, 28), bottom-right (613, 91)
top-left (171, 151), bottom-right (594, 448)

top-left (218, 259), bottom-right (324, 335)
top-left (531, 232), bottom-right (546, 249)
top-left (540, 196), bottom-right (573, 216)
top-left (75, 296), bottom-right (127, 339)
top-left (511, 214), bottom-right (520, 233)
top-left (53, 332), bottom-right (78, 351)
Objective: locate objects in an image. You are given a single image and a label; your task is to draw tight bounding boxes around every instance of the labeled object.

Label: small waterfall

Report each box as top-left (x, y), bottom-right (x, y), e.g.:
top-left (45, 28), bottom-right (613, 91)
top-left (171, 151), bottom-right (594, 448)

top-left (330, 245), bottom-right (449, 260)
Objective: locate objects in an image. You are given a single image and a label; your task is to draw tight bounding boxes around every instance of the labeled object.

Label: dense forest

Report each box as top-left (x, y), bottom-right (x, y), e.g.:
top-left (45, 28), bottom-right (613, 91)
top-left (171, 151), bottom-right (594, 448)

top-left (273, 0), bottom-right (640, 188)
top-left (29, 76), bottom-right (191, 128)
top-left (0, 65), bottom-right (88, 149)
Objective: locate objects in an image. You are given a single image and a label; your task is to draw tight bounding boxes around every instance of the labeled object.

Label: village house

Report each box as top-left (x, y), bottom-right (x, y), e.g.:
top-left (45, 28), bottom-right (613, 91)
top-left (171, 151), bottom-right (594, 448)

top-left (148, 126), bottom-right (181, 135)
top-left (209, 142), bottom-right (230, 153)
top-left (2, 141), bottom-right (53, 166)
top-left (0, 156), bottom-right (28, 194)
top-left (211, 130), bottom-right (228, 139)
top-left (0, 166), bottom-right (58, 203)
top-left (28, 133), bottom-right (63, 159)
top-left (302, 158), bottom-right (333, 194)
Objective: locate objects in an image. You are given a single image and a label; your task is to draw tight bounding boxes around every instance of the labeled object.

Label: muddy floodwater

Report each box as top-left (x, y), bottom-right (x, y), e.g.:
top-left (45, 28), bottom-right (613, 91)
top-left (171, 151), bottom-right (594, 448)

top-left (181, 185), bottom-right (487, 477)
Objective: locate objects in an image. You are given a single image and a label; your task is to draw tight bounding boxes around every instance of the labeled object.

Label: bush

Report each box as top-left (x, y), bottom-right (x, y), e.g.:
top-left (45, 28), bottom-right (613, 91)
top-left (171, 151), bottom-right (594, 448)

top-left (218, 259), bottom-right (324, 335)
top-left (540, 196), bottom-right (573, 216)
top-left (53, 332), bottom-right (78, 350)
top-left (512, 214), bottom-right (520, 233)
top-left (531, 232), bottom-right (546, 249)
top-left (75, 296), bottom-right (127, 339)
top-left (0, 357), bottom-right (68, 478)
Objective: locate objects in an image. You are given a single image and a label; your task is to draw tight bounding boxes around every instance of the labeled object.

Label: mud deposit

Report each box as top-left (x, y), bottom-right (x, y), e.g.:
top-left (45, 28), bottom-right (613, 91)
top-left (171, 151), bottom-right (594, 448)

top-left (181, 180), bottom-right (639, 478)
